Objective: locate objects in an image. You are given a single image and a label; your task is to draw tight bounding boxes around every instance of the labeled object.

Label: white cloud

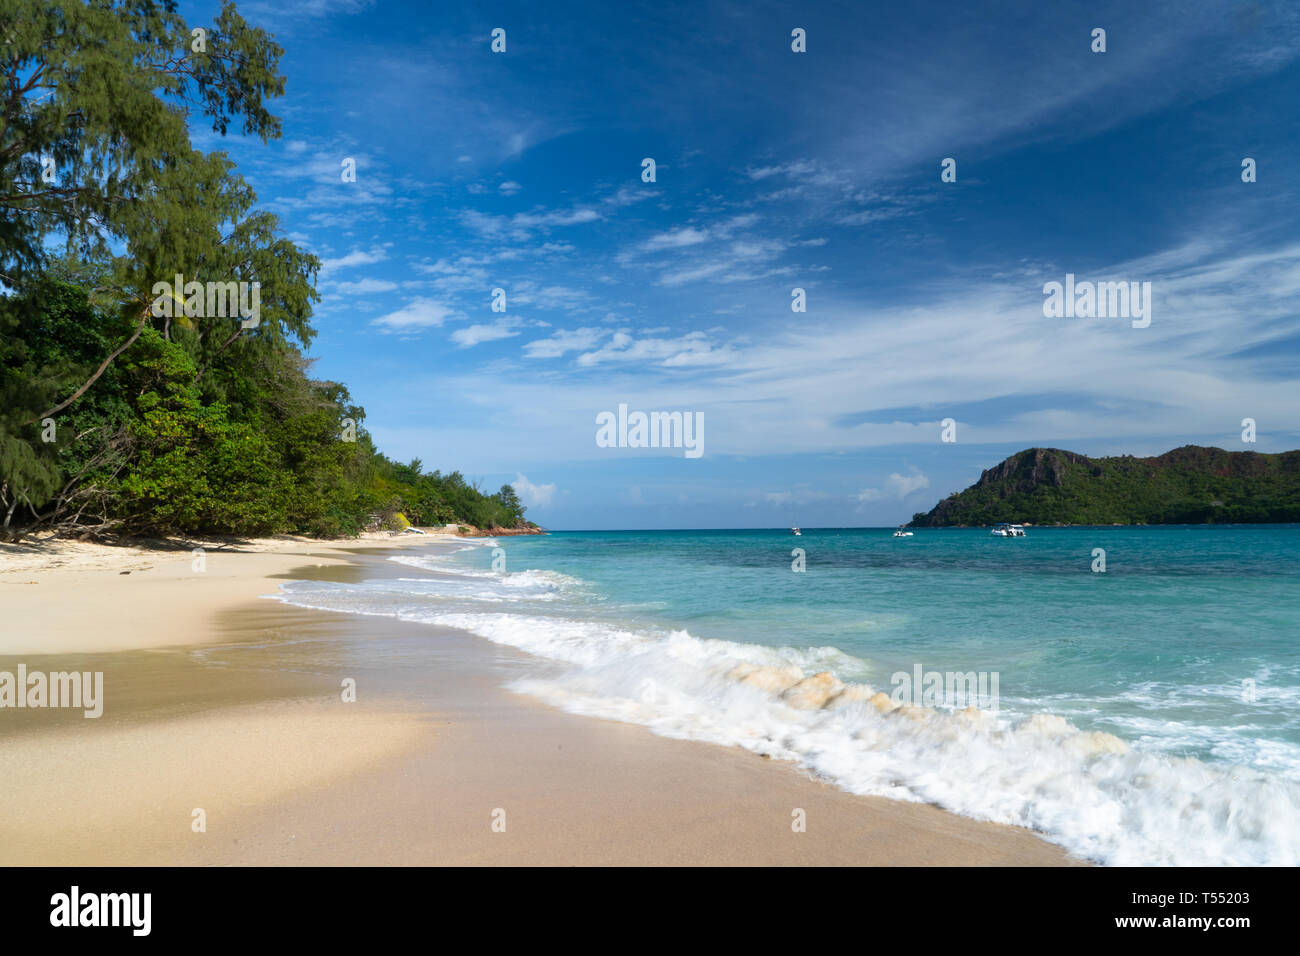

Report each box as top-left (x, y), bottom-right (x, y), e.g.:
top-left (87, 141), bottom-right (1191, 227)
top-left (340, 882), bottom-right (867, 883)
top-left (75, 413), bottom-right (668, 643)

top-left (391, 239), bottom-right (1300, 463)
top-left (513, 473), bottom-right (556, 508)
top-left (414, 255), bottom-right (488, 275)
top-left (371, 298), bottom-right (461, 331)
top-left (450, 317), bottom-right (523, 348)
top-left (499, 181), bottom-right (522, 195)
top-left (523, 326), bottom-right (609, 359)
top-left (320, 246), bottom-right (389, 273)
top-left (747, 159), bottom-right (820, 181)
top-left (509, 281), bottom-right (592, 310)
top-left (657, 238), bottom-right (787, 287)
top-left (462, 205), bottom-right (601, 241)
top-left (858, 470), bottom-right (931, 502)
top-left (330, 278), bottom-right (399, 294)
top-left (575, 330), bottom-right (735, 367)
top-left (644, 227), bottom-right (710, 250)
top-left (632, 215), bottom-right (761, 259)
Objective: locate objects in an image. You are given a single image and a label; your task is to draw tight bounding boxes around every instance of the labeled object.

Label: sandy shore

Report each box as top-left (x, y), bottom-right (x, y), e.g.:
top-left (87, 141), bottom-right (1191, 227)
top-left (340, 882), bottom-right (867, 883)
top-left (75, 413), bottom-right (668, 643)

top-left (0, 532), bottom-right (439, 654)
top-left (0, 534), bottom-right (1079, 865)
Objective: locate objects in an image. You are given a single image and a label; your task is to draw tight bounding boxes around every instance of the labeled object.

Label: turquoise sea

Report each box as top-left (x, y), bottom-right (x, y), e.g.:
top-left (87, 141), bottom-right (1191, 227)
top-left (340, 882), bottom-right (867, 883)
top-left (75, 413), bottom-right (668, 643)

top-left (275, 525), bottom-right (1300, 865)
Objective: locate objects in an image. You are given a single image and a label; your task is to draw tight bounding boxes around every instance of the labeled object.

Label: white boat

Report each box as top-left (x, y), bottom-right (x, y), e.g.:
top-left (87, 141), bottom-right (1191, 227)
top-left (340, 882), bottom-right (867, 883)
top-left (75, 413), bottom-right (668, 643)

top-left (893, 527), bottom-right (913, 537)
top-left (791, 526), bottom-right (802, 536)
top-left (990, 523), bottom-right (1026, 537)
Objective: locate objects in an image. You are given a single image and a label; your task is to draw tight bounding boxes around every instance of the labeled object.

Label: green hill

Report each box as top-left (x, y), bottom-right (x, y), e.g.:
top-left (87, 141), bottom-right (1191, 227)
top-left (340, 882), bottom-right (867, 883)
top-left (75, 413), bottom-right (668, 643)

top-left (909, 445), bottom-right (1300, 526)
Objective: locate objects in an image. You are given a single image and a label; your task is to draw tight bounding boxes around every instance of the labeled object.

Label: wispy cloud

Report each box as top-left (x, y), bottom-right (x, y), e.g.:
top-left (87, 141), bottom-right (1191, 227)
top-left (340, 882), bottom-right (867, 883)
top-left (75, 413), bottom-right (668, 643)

top-left (319, 246), bottom-right (390, 274)
top-left (858, 470), bottom-right (931, 502)
top-left (371, 298), bottom-right (461, 332)
top-left (574, 330), bottom-right (736, 367)
top-left (451, 317), bottom-right (526, 348)
top-left (523, 326), bottom-right (610, 359)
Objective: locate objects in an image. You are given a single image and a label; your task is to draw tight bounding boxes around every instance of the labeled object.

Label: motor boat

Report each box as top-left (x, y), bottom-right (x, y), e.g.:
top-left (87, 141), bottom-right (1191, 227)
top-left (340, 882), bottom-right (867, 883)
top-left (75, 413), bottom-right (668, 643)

top-left (990, 523), bottom-right (1026, 537)
top-left (893, 527), bottom-right (913, 537)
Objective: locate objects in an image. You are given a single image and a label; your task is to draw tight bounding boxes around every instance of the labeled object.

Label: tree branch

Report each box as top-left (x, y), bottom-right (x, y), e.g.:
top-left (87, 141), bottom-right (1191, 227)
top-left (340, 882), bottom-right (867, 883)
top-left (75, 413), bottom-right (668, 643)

top-left (21, 303), bottom-right (151, 426)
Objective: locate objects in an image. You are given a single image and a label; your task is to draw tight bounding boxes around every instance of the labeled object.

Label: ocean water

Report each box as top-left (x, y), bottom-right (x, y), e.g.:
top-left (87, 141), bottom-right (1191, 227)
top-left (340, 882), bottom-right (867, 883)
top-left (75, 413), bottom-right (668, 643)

top-left (273, 526), bottom-right (1300, 866)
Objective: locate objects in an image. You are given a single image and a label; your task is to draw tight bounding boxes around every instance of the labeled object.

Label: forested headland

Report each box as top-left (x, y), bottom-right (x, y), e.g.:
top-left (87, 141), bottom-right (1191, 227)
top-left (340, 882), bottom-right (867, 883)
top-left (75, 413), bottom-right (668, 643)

top-left (910, 446), bottom-right (1300, 527)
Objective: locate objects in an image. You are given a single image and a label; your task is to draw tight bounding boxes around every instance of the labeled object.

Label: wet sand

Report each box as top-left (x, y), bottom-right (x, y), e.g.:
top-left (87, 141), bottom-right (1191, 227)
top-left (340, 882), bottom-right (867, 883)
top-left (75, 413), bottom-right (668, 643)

top-left (0, 535), bottom-right (1080, 865)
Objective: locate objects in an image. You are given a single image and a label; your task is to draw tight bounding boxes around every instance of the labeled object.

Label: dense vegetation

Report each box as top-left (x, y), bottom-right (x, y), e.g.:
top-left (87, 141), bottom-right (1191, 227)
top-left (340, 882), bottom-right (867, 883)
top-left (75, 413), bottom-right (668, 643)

top-left (910, 446), bottom-right (1300, 527)
top-left (0, 1), bottom-right (529, 541)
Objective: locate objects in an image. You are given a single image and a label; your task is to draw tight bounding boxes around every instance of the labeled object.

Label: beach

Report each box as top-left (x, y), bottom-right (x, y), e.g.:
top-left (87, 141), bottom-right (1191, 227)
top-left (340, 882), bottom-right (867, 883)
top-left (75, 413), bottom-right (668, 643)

top-left (0, 533), bottom-right (1076, 866)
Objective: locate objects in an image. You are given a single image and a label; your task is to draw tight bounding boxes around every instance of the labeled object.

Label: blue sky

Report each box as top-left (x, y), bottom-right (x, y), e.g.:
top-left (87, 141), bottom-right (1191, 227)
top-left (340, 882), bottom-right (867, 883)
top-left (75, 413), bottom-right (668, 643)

top-left (185, 0), bottom-right (1300, 529)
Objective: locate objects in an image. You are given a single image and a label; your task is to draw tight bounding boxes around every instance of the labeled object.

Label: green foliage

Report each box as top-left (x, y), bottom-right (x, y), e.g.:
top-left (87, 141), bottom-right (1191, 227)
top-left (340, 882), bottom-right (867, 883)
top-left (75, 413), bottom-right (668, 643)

top-left (367, 460), bottom-right (528, 531)
top-left (0, 269), bottom-right (133, 530)
top-left (0, 274), bottom-right (533, 540)
top-left (910, 446), bottom-right (1300, 527)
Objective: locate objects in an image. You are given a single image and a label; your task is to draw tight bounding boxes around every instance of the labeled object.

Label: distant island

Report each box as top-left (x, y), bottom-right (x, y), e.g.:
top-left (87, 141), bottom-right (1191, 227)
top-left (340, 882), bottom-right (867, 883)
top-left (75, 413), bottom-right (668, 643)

top-left (909, 445), bottom-right (1300, 527)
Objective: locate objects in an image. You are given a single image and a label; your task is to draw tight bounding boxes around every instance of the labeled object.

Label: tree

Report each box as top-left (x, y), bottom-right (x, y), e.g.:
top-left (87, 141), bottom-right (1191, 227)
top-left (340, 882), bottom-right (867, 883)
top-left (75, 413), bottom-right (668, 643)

top-left (1, 0), bottom-right (314, 420)
top-left (2, 0), bottom-right (284, 279)
top-left (0, 2), bottom-right (319, 537)
top-left (496, 484), bottom-right (525, 524)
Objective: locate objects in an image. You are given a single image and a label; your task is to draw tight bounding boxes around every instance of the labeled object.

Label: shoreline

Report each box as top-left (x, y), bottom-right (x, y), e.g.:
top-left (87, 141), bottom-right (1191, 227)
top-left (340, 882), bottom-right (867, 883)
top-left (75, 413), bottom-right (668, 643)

top-left (0, 534), bottom-right (1080, 865)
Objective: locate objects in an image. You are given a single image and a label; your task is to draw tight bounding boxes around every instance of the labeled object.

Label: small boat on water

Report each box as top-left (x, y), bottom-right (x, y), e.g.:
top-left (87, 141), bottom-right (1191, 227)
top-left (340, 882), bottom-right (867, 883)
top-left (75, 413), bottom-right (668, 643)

top-left (990, 523), bottom-right (1026, 537)
top-left (893, 526), bottom-right (913, 537)
top-left (791, 526), bottom-right (802, 536)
